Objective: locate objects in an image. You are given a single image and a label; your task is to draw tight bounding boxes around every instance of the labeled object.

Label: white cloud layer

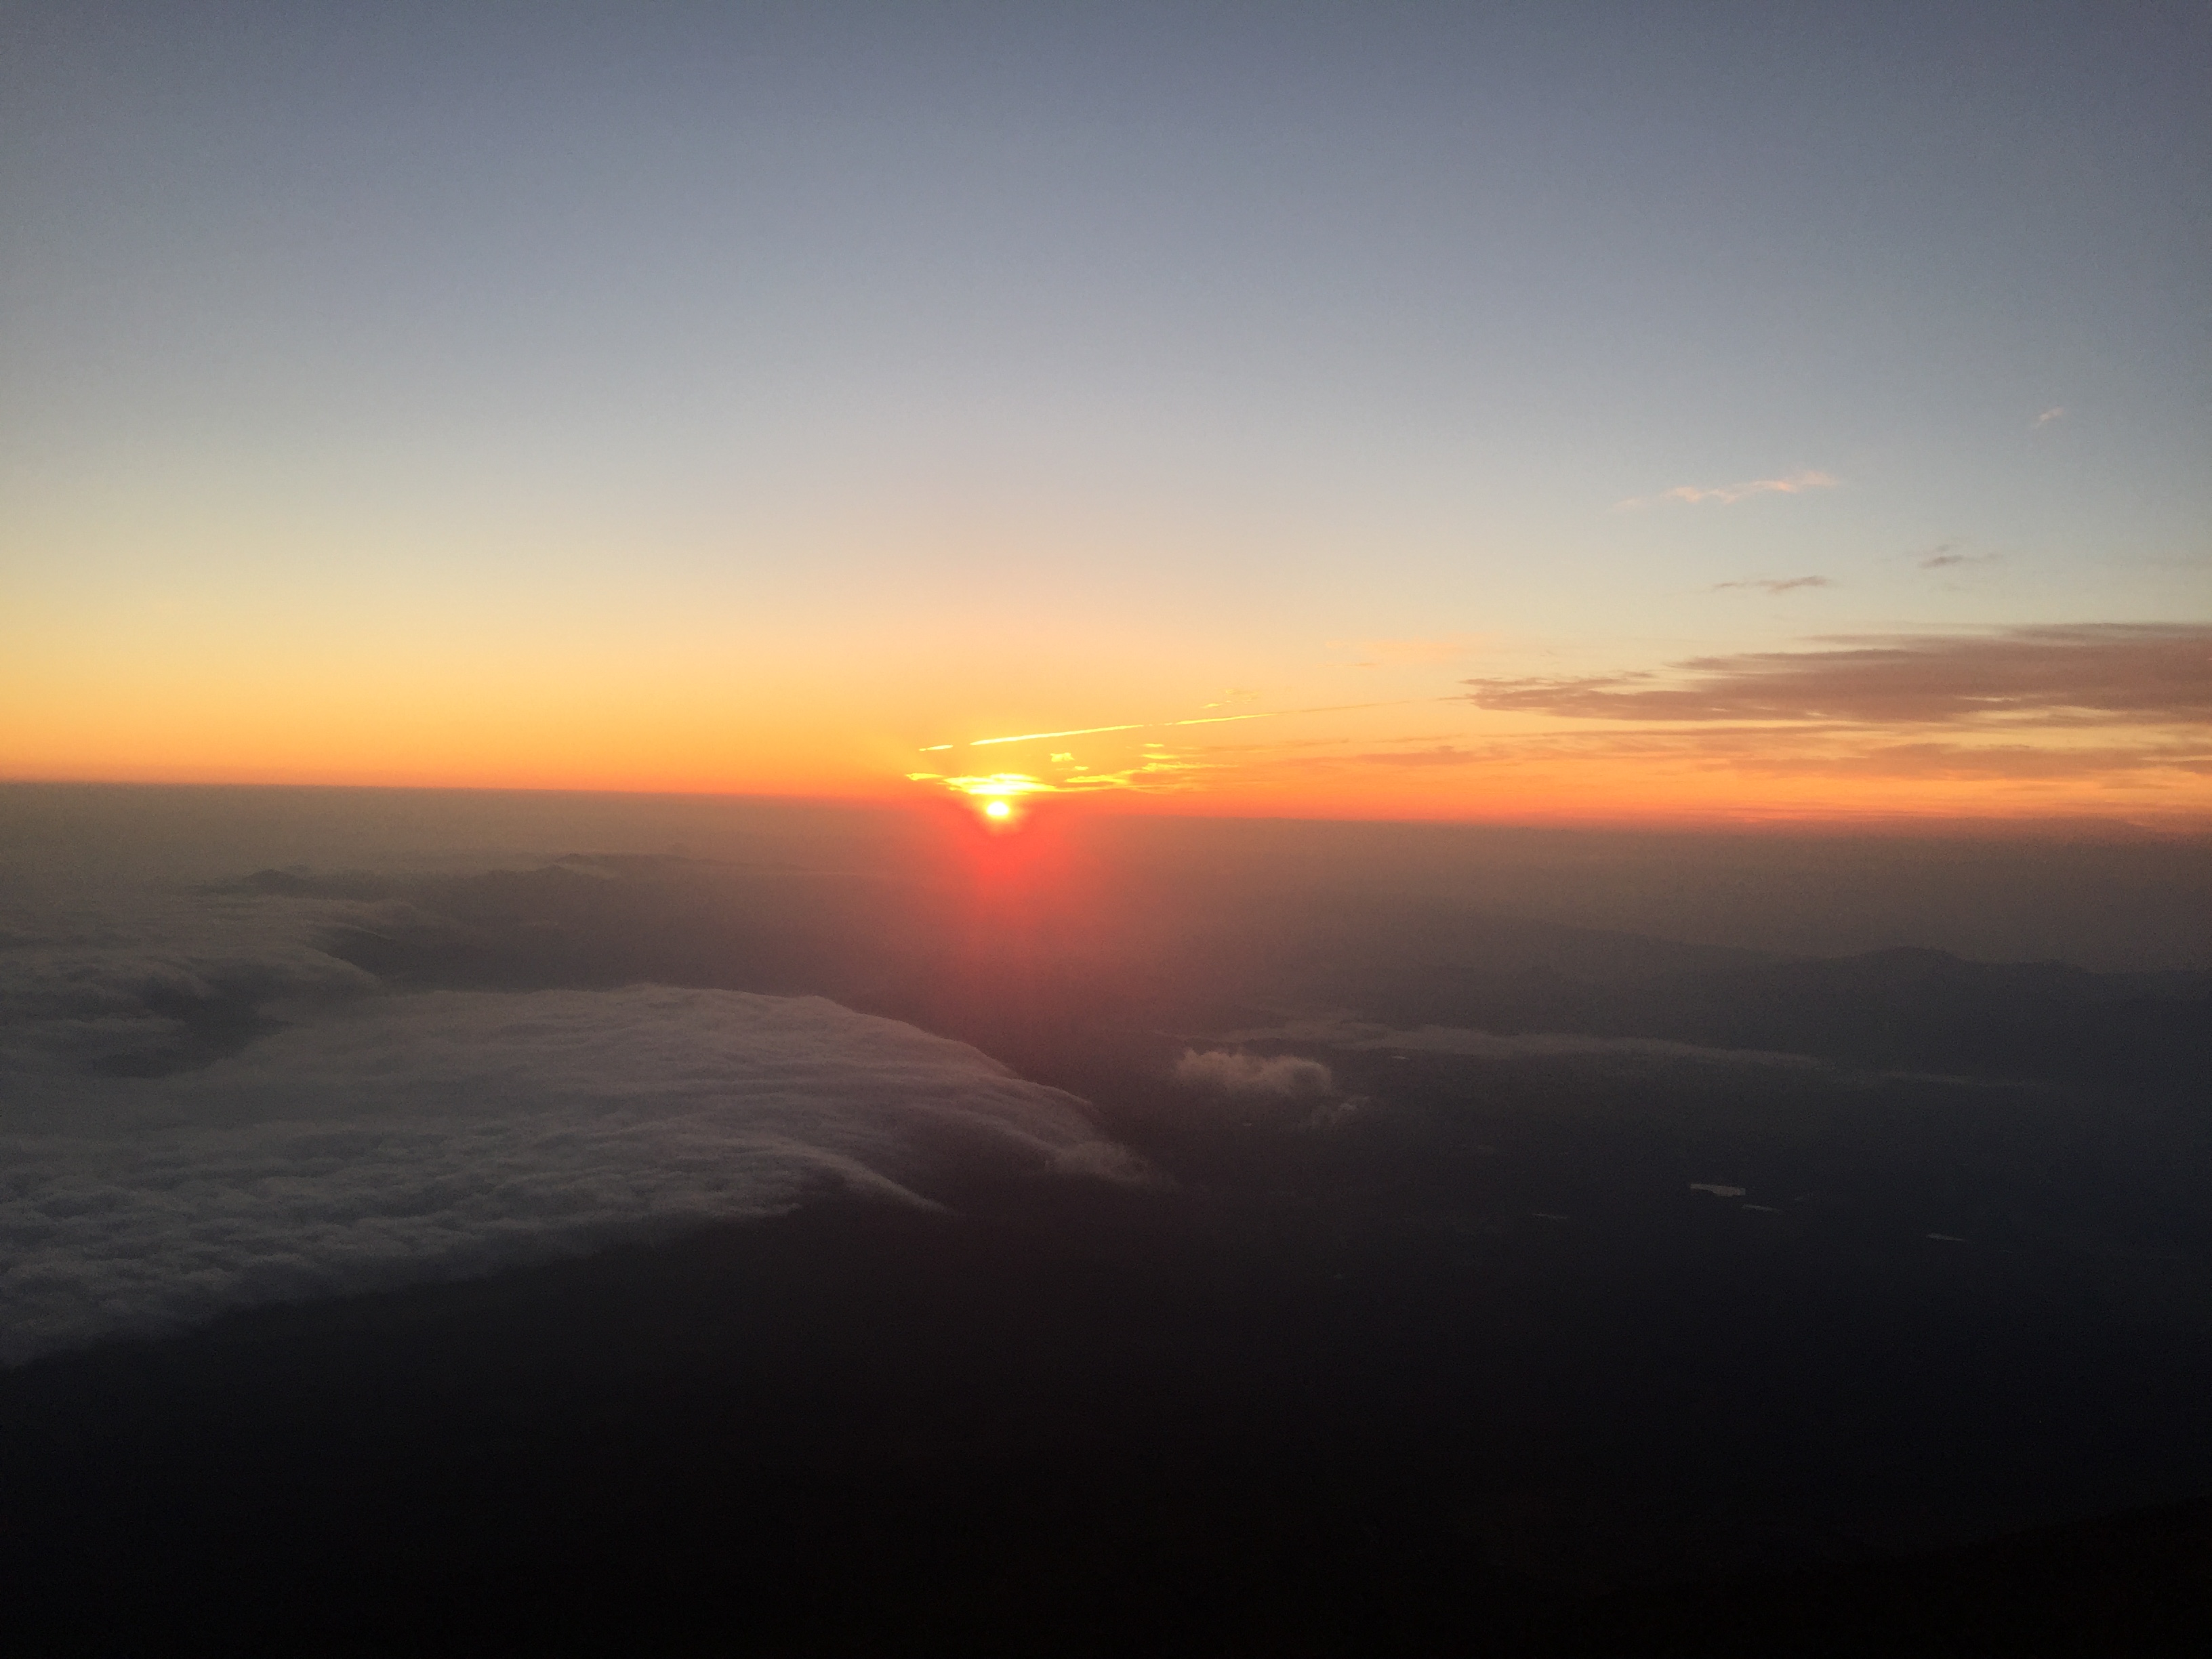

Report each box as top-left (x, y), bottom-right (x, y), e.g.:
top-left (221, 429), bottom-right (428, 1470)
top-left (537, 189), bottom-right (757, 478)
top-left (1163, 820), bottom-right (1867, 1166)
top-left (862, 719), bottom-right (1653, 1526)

top-left (2, 986), bottom-right (1144, 1366)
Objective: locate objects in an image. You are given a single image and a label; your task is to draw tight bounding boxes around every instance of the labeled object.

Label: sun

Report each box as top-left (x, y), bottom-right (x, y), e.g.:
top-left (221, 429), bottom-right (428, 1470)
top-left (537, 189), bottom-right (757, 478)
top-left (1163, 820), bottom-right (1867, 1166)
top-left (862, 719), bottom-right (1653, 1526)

top-left (983, 800), bottom-right (1012, 820)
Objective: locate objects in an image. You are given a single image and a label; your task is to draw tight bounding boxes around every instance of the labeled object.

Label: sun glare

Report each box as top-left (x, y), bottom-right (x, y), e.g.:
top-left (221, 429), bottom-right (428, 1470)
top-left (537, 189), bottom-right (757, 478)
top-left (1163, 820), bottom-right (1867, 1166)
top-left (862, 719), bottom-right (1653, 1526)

top-left (983, 800), bottom-right (1012, 820)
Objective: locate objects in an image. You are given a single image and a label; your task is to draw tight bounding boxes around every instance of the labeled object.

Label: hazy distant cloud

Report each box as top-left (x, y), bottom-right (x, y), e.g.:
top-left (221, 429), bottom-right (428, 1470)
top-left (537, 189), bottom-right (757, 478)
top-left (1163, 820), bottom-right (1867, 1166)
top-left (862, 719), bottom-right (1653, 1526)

top-left (1350, 745), bottom-right (1482, 767)
top-left (1728, 739), bottom-right (2212, 781)
top-left (2, 987), bottom-right (1145, 1365)
top-left (1216, 1017), bottom-right (1818, 1071)
top-left (1361, 1026), bottom-right (1817, 1068)
top-left (1616, 470), bottom-right (1838, 510)
top-left (1461, 624), bottom-right (2212, 726)
top-left (1174, 1048), bottom-right (1334, 1099)
top-left (1711, 576), bottom-right (1832, 595)
top-left (2032, 406), bottom-right (2066, 429)
top-left (1318, 729), bottom-right (2209, 788)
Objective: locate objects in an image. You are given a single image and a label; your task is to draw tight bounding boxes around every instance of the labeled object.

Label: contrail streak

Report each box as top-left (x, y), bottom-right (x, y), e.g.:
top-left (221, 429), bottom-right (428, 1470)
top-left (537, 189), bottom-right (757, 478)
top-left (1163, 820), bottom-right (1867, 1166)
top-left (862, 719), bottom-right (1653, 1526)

top-left (968, 722), bottom-right (1148, 748)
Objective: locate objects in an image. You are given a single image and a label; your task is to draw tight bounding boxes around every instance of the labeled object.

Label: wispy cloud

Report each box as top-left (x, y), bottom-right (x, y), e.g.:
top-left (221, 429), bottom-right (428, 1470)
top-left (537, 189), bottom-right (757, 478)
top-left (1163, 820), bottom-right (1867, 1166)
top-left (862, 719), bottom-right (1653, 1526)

top-left (914, 699), bottom-right (1444, 802)
top-left (1616, 470), bottom-right (1839, 510)
top-left (2032, 406), bottom-right (2066, 430)
top-left (1711, 576), bottom-right (1832, 595)
top-left (935, 750), bottom-right (1214, 798)
top-left (1912, 540), bottom-right (1995, 571)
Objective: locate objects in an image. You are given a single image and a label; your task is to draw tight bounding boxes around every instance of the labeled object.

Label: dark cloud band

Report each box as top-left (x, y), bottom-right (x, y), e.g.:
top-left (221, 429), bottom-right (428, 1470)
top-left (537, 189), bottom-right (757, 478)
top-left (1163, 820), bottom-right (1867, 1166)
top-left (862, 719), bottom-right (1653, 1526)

top-left (1460, 625), bottom-right (2212, 726)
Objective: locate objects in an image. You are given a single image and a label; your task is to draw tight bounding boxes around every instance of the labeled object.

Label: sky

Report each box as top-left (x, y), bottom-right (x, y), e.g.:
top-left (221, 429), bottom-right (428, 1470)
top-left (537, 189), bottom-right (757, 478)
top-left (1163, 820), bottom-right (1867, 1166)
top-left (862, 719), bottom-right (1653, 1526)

top-left (3, 1), bottom-right (2207, 825)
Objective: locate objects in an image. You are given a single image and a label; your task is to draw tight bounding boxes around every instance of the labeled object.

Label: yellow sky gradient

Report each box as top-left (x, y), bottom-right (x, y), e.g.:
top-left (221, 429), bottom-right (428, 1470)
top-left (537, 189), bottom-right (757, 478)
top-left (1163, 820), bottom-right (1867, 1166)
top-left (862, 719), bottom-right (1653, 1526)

top-left (12, 611), bottom-right (2204, 830)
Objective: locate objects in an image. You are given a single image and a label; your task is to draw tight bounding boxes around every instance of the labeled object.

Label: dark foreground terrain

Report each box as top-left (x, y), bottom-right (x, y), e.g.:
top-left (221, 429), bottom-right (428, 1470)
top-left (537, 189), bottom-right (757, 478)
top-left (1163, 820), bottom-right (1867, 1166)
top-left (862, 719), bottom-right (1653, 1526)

top-left (7, 1174), bottom-right (2210, 1656)
top-left (6, 803), bottom-right (2210, 1654)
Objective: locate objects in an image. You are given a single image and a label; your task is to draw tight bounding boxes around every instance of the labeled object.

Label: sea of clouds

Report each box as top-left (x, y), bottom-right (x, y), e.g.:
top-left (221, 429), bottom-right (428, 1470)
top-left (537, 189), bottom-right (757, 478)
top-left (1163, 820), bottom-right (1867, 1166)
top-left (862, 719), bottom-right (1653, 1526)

top-left (0, 884), bottom-right (1144, 1366)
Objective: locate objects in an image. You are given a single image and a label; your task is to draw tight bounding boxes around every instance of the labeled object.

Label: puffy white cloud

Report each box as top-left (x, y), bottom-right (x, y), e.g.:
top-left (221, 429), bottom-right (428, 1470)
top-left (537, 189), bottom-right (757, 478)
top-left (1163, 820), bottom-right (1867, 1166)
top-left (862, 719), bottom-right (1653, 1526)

top-left (1, 986), bottom-right (1145, 1366)
top-left (1174, 1048), bottom-right (1335, 1099)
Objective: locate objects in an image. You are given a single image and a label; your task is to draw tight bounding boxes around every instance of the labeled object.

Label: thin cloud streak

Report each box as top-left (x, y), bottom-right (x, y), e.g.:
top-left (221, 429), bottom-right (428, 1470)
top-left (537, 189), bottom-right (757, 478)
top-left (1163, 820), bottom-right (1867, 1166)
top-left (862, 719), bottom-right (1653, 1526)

top-left (1616, 470), bottom-right (1839, 510)
top-left (1712, 577), bottom-right (1833, 595)
top-left (968, 722), bottom-right (1150, 749)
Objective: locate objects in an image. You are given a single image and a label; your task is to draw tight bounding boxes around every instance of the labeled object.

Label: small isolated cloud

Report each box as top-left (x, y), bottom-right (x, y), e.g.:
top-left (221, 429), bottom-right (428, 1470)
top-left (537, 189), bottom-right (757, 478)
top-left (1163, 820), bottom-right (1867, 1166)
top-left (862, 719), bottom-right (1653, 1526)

top-left (2033, 407), bottom-right (2066, 430)
top-left (1616, 470), bottom-right (1839, 510)
top-left (1711, 576), bottom-right (1833, 596)
top-left (1174, 1048), bottom-right (1334, 1099)
top-left (1914, 541), bottom-right (2002, 571)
